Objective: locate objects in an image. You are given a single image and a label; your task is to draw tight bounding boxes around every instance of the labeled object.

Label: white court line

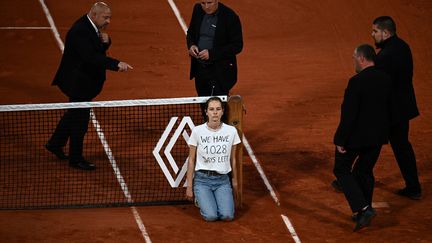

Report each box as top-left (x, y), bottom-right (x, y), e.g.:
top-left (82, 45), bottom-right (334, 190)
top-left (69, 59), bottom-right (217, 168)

top-left (167, 0), bottom-right (188, 34)
top-left (242, 136), bottom-right (280, 206)
top-left (90, 111), bottom-right (152, 243)
top-left (37, 1), bottom-right (151, 242)
top-left (243, 137), bottom-right (301, 242)
top-left (167, 1), bottom-right (301, 242)
top-left (372, 202), bottom-right (390, 208)
top-left (131, 206), bottom-right (152, 241)
top-left (281, 215), bottom-right (301, 243)
top-left (38, 0), bottom-right (64, 51)
top-left (90, 111), bottom-right (133, 203)
top-left (0, 26), bottom-right (51, 29)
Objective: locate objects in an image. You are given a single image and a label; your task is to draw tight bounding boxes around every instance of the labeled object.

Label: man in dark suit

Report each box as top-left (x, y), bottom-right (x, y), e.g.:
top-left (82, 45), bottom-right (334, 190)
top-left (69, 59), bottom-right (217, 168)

top-left (331, 16), bottom-right (422, 201)
top-left (333, 44), bottom-right (392, 231)
top-left (45, 2), bottom-right (132, 170)
top-left (186, 0), bottom-right (243, 96)
top-left (372, 16), bottom-right (421, 200)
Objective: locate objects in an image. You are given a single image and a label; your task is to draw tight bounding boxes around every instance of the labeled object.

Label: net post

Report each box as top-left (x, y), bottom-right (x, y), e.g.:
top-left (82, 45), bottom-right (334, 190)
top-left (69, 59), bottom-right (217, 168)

top-left (227, 95), bottom-right (244, 208)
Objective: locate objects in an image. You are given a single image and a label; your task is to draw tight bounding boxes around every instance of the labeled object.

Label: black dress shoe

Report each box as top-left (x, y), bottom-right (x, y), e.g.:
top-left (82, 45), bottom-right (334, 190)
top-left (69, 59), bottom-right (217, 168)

top-left (396, 188), bottom-right (422, 200)
top-left (351, 213), bottom-right (357, 222)
top-left (353, 207), bottom-right (376, 232)
top-left (69, 160), bottom-right (96, 170)
top-left (352, 207), bottom-right (376, 222)
top-left (331, 179), bottom-right (342, 192)
top-left (45, 143), bottom-right (68, 160)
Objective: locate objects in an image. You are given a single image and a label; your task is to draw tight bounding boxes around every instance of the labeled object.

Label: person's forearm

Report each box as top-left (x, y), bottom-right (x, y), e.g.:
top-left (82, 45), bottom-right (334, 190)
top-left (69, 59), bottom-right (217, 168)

top-left (186, 146), bottom-right (196, 187)
top-left (231, 145), bottom-right (237, 181)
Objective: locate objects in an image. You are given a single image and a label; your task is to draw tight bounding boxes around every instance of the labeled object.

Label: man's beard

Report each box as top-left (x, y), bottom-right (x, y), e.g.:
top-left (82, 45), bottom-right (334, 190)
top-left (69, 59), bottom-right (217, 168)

top-left (374, 40), bottom-right (384, 49)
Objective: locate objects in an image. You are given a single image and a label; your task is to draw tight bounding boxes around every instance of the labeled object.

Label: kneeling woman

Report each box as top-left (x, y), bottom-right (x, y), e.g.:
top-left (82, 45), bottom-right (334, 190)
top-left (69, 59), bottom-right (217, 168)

top-left (186, 97), bottom-right (241, 221)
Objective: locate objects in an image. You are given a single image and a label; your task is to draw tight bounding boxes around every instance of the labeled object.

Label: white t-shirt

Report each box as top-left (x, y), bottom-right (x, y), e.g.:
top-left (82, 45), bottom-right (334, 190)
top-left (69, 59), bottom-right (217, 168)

top-left (188, 123), bottom-right (241, 174)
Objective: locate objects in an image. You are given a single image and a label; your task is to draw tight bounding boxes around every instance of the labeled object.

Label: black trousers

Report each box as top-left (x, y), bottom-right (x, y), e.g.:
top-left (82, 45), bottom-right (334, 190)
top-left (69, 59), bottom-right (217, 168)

top-left (390, 120), bottom-right (421, 193)
top-left (195, 64), bottom-right (230, 122)
top-left (194, 64), bottom-right (228, 97)
top-left (333, 146), bottom-right (382, 213)
top-left (48, 97), bottom-right (90, 162)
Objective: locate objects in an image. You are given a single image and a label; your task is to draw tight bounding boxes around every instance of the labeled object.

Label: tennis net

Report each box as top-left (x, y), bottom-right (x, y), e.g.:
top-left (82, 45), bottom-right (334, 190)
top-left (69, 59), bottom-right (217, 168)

top-left (0, 96), bottom-right (227, 209)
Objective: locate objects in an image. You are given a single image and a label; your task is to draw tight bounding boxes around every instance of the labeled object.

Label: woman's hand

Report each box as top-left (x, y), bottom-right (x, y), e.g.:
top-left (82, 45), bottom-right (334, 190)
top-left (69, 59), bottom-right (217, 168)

top-left (232, 178), bottom-right (238, 202)
top-left (186, 186), bottom-right (194, 201)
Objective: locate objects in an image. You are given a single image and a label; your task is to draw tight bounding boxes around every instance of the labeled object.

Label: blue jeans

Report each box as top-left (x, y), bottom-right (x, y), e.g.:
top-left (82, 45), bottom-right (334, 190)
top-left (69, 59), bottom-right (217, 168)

top-left (193, 171), bottom-right (235, 221)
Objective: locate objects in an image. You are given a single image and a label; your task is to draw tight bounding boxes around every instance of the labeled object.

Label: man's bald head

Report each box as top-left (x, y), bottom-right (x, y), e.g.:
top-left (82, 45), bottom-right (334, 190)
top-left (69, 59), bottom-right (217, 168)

top-left (88, 2), bottom-right (112, 30)
top-left (89, 2), bottom-right (110, 15)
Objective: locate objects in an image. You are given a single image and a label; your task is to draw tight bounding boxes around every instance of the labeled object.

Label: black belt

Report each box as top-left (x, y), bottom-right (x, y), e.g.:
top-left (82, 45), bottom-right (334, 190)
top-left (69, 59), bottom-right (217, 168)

top-left (197, 170), bottom-right (223, 176)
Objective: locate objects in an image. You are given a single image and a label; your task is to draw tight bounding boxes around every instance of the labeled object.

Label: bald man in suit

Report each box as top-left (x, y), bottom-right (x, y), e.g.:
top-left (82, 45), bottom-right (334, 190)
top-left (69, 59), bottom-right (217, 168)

top-left (333, 44), bottom-right (391, 231)
top-left (46, 2), bottom-right (132, 170)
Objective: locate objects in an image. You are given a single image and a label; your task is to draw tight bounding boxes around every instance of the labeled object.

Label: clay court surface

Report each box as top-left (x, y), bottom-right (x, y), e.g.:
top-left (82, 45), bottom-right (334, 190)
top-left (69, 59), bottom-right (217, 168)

top-left (1, 0), bottom-right (431, 242)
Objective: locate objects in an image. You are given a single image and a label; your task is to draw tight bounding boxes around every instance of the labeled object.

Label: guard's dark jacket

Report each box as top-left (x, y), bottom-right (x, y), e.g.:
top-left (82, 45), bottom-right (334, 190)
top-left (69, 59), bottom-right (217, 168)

top-left (375, 35), bottom-right (419, 122)
top-left (334, 66), bottom-right (392, 148)
top-left (52, 15), bottom-right (119, 100)
top-left (186, 3), bottom-right (243, 92)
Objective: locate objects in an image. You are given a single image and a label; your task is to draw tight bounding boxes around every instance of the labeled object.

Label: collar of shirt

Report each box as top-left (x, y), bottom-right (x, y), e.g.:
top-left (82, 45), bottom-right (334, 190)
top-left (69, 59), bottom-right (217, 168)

top-left (210, 8), bottom-right (219, 17)
top-left (377, 34), bottom-right (398, 49)
top-left (86, 14), bottom-right (99, 34)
